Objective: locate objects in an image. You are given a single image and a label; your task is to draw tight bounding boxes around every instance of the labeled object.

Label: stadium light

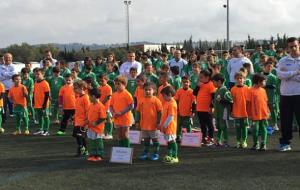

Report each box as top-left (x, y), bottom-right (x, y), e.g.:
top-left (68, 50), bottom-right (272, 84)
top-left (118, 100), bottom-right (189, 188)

top-left (223, 0), bottom-right (230, 50)
top-left (124, 1), bottom-right (132, 50)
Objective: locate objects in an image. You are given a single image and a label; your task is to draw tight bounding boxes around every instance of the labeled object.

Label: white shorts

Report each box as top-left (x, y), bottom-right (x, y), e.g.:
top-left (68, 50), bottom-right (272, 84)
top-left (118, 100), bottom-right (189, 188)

top-left (164, 134), bottom-right (177, 142)
top-left (141, 130), bottom-right (159, 139)
top-left (87, 129), bottom-right (103, 140)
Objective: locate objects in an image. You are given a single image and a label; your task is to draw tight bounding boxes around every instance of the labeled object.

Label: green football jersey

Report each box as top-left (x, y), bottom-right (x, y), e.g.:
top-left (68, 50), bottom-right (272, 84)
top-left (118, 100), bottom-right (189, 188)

top-left (107, 72), bottom-right (118, 92)
top-left (93, 64), bottom-right (106, 77)
top-left (213, 86), bottom-right (233, 119)
top-left (22, 77), bottom-right (34, 96)
top-left (126, 79), bottom-right (137, 97)
top-left (263, 72), bottom-right (278, 104)
top-left (190, 73), bottom-right (199, 90)
top-left (60, 68), bottom-right (71, 77)
top-left (44, 67), bottom-right (53, 81)
top-left (48, 76), bottom-right (65, 100)
top-left (170, 75), bottom-right (182, 91)
top-left (146, 73), bottom-right (159, 87)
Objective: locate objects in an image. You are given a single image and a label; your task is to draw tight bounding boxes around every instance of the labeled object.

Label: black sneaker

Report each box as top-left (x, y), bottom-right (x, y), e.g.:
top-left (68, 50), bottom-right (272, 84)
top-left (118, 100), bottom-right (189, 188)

top-left (251, 143), bottom-right (259, 150)
top-left (259, 143), bottom-right (267, 151)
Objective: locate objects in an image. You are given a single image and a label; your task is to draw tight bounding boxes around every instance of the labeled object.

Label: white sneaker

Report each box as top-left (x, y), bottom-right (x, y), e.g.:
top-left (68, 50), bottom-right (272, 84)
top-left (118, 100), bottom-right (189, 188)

top-left (34, 120), bottom-right (39, 125)
top-left (273, 124), bottom-right (279, 131)
top-left (33, 130), bottom-right (44, 135)
top-left (42, 131), bottom-right (50, 136)
top-left (0, 128), bottom-right (5, 134)
top-left (103, 135), bottom-right (113, 140)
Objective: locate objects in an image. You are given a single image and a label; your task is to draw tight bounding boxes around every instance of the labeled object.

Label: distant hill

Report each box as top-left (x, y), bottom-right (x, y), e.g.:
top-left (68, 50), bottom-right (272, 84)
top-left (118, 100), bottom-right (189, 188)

top-left (33, 41), bottom-right (160, 51)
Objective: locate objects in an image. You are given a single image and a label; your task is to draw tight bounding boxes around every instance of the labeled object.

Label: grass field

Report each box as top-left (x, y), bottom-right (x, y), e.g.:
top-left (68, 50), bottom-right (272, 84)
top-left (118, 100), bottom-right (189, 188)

top-left (1, 118), bottom-right (300, 190)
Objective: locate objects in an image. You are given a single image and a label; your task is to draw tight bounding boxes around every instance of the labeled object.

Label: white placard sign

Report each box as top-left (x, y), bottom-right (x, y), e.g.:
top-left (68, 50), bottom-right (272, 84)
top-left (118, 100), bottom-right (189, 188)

top-left (110, 147), bottom-right (133, 164)
top-left (129, 130), bottom-right (142, 144)
top-left (181, 132), bottom-right (202, 147)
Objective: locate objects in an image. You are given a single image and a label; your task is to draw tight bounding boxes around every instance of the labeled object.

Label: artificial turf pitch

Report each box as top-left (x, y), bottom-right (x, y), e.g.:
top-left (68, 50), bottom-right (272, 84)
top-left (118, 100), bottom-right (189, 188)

top-left (1, 118), bottom-right (300, 190)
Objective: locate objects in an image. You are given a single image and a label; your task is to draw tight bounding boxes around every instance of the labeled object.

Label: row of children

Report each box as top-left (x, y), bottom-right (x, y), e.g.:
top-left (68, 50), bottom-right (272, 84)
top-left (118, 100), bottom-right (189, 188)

top-left (0, 52), bottom-right (279, 164)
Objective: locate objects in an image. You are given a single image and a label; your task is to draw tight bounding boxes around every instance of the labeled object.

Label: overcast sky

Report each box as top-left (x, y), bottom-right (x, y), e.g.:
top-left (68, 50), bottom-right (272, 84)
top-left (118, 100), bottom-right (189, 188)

top-left (0, 0), bottom-right (299, 47)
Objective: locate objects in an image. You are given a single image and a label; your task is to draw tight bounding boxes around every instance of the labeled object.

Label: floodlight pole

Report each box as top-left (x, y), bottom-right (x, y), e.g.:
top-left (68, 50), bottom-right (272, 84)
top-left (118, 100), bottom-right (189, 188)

top-left (223, 0), bottom-right (230, 50)
top-left (124, 1), bottom-right (131, 50)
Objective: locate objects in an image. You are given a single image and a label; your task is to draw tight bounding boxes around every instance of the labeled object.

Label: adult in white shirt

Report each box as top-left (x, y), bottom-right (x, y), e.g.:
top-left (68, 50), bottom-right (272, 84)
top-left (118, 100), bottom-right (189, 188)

top-left (277, 37), bottom-right (300, 151)
top-left (227, 46), bottom-right (254, 89)
top-left (0, 53), bottom-right (17, 119)
top-left (119, 51), bottom-right (142, 78)
top-left (168, 50), bottom-right (187, 76)
top-left (39, 50), bottom-right (57, 68)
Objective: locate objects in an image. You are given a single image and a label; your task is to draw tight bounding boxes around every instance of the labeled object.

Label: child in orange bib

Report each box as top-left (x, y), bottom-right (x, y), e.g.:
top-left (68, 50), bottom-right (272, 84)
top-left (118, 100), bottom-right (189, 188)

top-left (110, 76), bottom-right (134, 147)
top-left (8, 74), bottom-right (29, 135)
top-left (73, 80), bottom-right (90, 157)
top-left (136, 82), bottom-right (162, 161)
top-left (193, 70), bottom-right (216, 146)
top-left (98, 74), bottom-right (113, 140)
top-left (57, 74), bottom-right (76, 135)
top-left (249, 74), bottom-right (270, 151)
top-left (86, 88), bottom-right (107, 162)
top-left (174, 76), bottom-right (196, 142)
top-left (230, 72), bottom-right (251, 149)
top-left (33, 68), bottom-right (51, 136)
top-left (160, 86), bottom-right (179, 164)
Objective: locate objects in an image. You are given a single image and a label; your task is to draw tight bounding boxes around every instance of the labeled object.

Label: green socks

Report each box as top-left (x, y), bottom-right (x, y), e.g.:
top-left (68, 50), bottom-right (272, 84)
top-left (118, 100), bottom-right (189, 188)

top-left (119, 138), bottom-right (131, 148)
top-left (168, 141), bottom-right (178, 158)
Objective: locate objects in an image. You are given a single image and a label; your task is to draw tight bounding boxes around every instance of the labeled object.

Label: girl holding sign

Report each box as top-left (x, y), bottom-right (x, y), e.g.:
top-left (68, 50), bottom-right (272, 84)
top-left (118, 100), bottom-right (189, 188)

top-left (160, 86), bottom-right (179, 164)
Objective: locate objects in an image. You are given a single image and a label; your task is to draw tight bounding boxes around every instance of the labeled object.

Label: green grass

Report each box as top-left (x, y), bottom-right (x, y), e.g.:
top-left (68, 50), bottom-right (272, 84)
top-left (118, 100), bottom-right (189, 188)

top-left (1, 118), bottom-right (300, 190)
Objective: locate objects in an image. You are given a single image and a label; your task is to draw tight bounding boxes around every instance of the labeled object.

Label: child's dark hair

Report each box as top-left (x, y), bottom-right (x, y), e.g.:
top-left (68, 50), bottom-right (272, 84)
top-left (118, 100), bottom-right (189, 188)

top-left (114, 75), bottom-right (128, 86)
top-left (239, 67), bottom-right (247, 73)
top-left (242, 62), bottom-right (251, 68)
top-left (52, 66), bottom-right (60, 73)
top-left (159, 71), bottom-right (170, 80)
top-left (234, 72), bottom-right (245, 79)
top-left (136, 74), bottom-right (146, 82)
top-left (98, 73), bottom-right (108, 80)
top-left (35, 68), bottom-right (44, 74)
top-left (222, 50), bottom-right (229, 55)
top-left (43, 58), bottom-right (52, 64)
top-left (59, 60), bottom-right (67, 66)
top-left (21, 67), bottom-right (29, 74)
top-left (144, 63), bottom-right (152, 69)
top-left (88, 88), bottom-right (101, 99)
top-left (170, 66), bottom-right (180, 75)
top-left (143, 82), bottom-right (157, 92)
top-left (74, 80), bottom-right (87, 90)
top-left (192, 63), bottom-right (200, 68)
top-left (129, 67), bottom-right (138, 72)
top-left (252, 73), bottom-right (266, 85)
top-left (181, 75), bottom-right (190, 81)
top-left (83, 77), bottom-right (93, 84)
top-left (12, 74), bottom-right (20, 80)
top-left (211, 74), bottom-right (225, 83)
top-left (264, 57), bottom-right (277, 67)
top-left (161, 64), bottom-right (170, 70)
top-left (211, 63), bottom-right (221, 69)
top-left (200, 70), bottom-right (211, 78)
top-left (64, 73), bottom-right (73, 79)
top-left (71, 67), bottom-right (79, 73)
top-left (160, 85), bottom-right (175, 97)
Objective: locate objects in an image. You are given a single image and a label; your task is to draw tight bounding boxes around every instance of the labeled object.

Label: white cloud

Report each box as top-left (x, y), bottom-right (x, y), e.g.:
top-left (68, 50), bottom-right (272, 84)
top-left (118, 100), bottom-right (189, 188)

top-left (0, 0), bottom-right (299, 47)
